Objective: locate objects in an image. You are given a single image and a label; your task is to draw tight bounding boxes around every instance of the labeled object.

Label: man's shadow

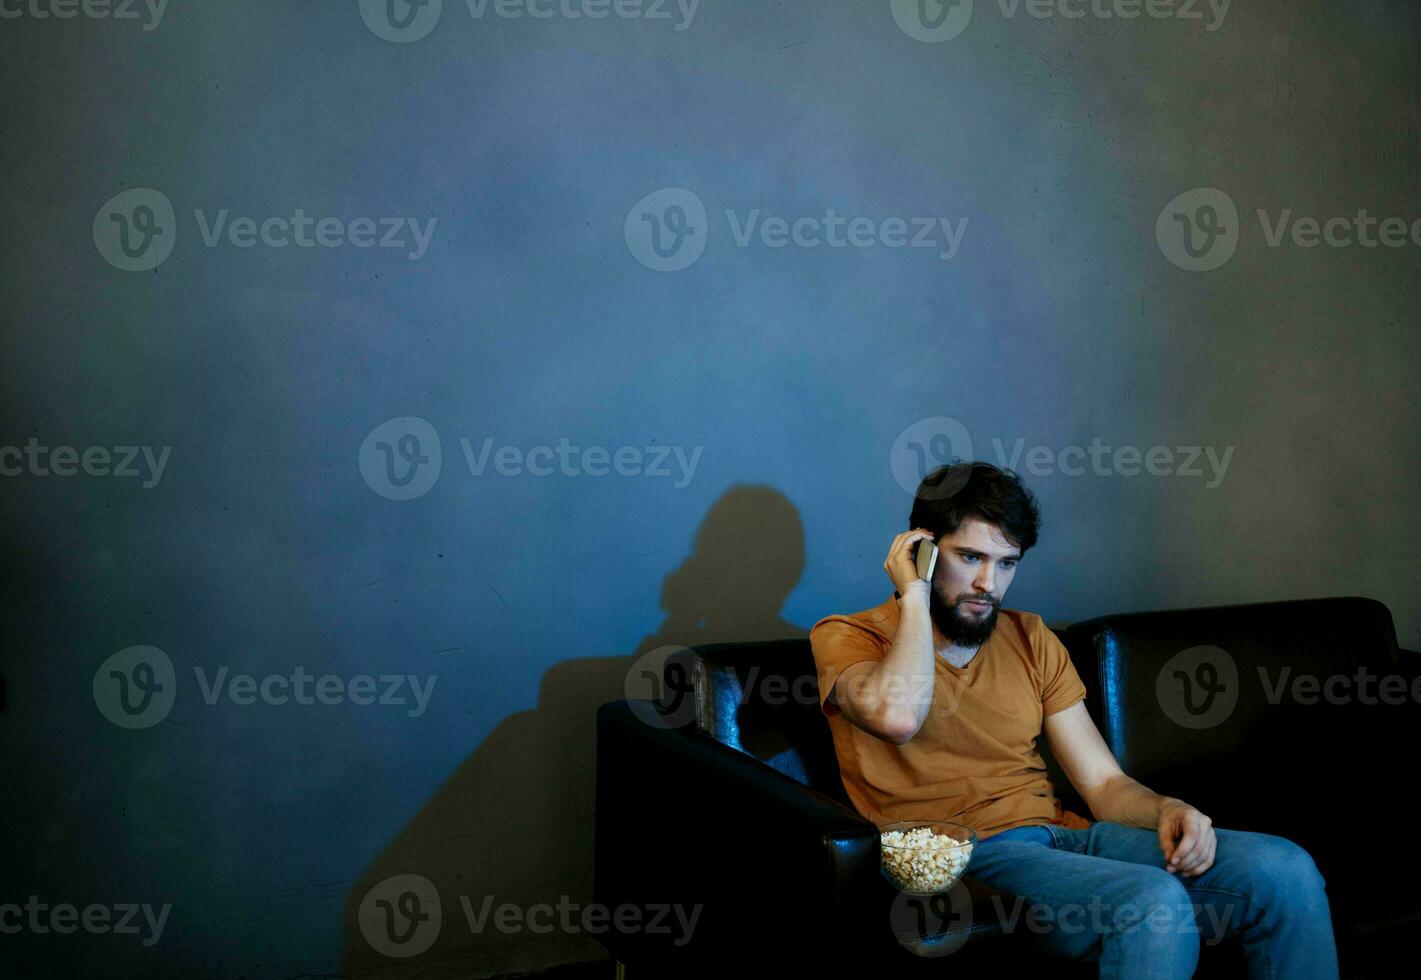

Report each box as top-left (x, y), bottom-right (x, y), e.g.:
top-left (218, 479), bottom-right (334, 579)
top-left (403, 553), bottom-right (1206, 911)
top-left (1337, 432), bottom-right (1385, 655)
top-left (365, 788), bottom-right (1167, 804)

top-left (341, 484), bottom-right (809, 978)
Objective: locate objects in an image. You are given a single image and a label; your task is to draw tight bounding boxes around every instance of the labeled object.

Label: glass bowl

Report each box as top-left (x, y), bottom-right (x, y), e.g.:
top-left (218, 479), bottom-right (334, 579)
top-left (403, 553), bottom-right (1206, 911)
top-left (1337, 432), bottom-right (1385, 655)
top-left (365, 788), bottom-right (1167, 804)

top-left (878, 820), bottom-right (978, 895)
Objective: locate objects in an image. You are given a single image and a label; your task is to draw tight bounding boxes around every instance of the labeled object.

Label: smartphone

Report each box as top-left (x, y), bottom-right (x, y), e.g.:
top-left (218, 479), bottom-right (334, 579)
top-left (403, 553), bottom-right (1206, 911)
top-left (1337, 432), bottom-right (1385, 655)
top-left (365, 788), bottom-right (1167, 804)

top-left (914, 539), bottom-right (938, 581)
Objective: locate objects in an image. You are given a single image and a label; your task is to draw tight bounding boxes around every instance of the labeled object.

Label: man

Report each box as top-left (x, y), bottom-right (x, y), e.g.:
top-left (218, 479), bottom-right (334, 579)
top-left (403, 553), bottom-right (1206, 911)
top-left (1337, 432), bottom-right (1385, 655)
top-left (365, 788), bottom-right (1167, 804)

top-left (809, 461), bottom-right (1338, 978)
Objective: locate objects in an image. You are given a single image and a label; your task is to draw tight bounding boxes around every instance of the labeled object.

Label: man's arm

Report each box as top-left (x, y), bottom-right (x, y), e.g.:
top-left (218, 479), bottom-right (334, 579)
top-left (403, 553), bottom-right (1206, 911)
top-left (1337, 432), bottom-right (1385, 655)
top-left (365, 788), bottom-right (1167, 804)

top-left (1043, 701), bottom-right (1217, 876)
top-left (831, 589), bottom-right (936, 744)
top-left (832, 528), bottom-right (941, 744)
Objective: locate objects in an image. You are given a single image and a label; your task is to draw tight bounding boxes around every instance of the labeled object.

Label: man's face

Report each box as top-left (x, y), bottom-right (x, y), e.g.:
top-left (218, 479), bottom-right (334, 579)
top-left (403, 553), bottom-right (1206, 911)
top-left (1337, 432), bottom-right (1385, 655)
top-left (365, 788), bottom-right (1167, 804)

top-left (926, 517), bottom-right (1022, 647)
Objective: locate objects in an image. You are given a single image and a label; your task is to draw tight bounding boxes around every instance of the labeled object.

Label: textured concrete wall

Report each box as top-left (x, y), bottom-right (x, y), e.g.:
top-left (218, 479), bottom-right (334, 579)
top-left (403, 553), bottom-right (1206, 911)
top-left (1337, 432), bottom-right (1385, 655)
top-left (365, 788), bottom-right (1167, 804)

top-left (2, 1), bottom-right (1417, 976)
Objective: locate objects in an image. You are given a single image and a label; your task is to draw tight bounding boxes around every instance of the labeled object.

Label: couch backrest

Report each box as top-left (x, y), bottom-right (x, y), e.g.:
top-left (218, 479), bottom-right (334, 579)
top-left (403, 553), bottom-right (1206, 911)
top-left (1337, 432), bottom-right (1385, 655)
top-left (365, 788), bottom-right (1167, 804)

top-left (683, 597), bottom-right (1407, 845)
top-left (687, 638), bottom-right (851, 806)
top-left (1063, 595), bottom-right (1403, 826)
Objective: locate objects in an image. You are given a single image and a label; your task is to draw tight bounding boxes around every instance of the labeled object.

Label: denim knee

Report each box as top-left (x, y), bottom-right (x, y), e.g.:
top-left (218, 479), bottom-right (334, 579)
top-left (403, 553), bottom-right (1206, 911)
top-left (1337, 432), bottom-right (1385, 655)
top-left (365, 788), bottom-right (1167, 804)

top-left (1103, 870), bottom-right (1199, 976)
top-left (1243, 835), bottom-right (1328, 909)
top-left (1112, 868), bottom-right (1195, 934)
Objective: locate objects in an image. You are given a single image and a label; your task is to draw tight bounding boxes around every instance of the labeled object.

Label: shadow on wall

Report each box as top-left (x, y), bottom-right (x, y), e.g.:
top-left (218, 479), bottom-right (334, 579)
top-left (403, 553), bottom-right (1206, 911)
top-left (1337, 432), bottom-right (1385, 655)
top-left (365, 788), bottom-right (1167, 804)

top-left (340, 484), bottom-right (809, 978)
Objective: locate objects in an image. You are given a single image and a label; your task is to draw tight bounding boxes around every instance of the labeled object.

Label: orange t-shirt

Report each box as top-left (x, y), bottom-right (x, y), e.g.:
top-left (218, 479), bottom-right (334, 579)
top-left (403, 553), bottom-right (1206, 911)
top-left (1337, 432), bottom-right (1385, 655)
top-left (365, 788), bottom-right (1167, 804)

top-left (809, 593), bottom-right (1092, 841)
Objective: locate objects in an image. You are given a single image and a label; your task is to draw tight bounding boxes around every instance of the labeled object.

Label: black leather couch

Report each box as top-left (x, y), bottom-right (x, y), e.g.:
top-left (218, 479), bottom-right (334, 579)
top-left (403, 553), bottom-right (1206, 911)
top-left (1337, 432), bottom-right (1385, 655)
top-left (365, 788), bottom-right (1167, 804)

top-left (594, 596), bottom-right (1419, 978)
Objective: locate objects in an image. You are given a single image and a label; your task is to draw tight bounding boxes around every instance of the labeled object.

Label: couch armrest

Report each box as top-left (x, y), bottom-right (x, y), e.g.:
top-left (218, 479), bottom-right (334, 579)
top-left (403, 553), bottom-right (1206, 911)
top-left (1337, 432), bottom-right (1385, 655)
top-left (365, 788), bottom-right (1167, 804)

top-left (595, 699), bottom-right (881, 970)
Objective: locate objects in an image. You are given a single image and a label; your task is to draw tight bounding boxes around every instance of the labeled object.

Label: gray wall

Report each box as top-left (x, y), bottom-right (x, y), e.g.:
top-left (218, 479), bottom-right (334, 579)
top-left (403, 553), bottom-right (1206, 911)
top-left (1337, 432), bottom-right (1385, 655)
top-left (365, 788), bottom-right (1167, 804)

top-left (2, 1), bottom-right (1417, 977)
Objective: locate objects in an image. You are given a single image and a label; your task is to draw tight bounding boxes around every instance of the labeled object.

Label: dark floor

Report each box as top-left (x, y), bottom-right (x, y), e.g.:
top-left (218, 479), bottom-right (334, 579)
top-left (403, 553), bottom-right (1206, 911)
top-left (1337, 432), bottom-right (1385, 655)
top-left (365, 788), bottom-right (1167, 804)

top-left (499, 960), bottom-right (616, 980)
top-left (498, 950), bottom-right (1416, 980)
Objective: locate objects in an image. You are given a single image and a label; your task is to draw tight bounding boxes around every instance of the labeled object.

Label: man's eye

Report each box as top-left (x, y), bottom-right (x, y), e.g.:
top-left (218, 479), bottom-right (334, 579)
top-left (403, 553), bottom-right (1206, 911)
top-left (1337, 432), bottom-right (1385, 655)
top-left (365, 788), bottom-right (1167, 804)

top-left (961, 554), bottom-right (979, 563)
top-left (1001, 560), bottom-right (1017, 570)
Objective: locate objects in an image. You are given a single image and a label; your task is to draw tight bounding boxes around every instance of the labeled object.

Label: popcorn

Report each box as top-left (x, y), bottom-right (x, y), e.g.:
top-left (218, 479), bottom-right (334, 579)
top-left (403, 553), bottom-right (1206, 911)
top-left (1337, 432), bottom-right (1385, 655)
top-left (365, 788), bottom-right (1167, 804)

top-left (880, 826), bottom-right (974, 893)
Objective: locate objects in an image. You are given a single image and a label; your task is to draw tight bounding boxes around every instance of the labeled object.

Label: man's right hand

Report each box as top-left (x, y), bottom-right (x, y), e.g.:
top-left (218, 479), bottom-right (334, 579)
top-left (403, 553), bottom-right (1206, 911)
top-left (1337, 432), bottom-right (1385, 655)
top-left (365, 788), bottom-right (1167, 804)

top-left (884, 528), bottom-right (935, 598)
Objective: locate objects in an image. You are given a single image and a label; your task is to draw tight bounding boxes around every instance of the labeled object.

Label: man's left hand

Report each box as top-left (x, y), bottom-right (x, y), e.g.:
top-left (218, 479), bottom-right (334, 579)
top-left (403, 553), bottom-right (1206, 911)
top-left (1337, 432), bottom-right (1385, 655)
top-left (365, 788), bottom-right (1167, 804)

top-left (1158, 800), bottom-right (1216, 877)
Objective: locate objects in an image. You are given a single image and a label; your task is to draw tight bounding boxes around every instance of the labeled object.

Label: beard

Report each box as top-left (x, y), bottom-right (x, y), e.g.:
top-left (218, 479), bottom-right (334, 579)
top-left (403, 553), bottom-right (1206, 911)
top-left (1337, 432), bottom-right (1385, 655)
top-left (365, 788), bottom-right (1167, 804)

top-left (928, 585), bottom-right (1001, 647)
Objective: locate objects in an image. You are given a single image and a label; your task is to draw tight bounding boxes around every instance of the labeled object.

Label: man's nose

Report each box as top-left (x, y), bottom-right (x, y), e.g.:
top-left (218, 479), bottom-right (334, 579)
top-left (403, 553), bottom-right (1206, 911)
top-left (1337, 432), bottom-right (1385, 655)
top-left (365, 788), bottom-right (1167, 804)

top-left (973, 566), bottom-right (996, 596)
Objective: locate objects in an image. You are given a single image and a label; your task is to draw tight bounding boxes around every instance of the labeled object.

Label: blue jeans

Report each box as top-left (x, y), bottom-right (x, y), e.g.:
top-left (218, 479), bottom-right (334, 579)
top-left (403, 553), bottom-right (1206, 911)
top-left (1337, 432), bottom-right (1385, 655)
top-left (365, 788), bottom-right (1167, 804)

top-left (963, 820), bottom-right (1338, 979)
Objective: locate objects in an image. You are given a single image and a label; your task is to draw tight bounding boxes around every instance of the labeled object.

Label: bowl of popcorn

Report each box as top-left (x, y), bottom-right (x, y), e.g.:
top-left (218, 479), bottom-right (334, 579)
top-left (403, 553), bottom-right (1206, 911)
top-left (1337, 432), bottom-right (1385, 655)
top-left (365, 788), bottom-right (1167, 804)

top-left (879, 820), bottom-right (978, 894)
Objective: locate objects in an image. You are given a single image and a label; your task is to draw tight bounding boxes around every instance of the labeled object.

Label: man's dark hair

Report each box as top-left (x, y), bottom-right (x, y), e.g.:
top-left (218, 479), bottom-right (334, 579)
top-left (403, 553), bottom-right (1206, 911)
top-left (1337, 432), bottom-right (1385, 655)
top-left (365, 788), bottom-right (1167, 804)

top-left (909, 461), bottom-right (1042, 554)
